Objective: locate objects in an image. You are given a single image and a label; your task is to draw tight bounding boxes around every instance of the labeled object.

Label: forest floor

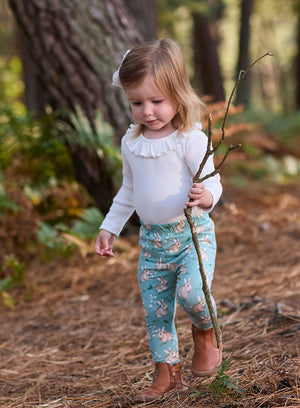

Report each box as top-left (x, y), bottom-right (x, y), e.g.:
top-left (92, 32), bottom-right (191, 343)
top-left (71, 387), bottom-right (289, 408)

top-left (0, 172), bottom-right (300, 407)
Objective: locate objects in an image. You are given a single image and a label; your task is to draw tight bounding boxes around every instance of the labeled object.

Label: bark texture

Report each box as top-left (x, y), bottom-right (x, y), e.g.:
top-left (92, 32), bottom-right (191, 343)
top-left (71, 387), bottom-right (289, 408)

top-left (9, 0), bottom-right (143, 213)
top-left (9, 0), bottom-right (142, 138)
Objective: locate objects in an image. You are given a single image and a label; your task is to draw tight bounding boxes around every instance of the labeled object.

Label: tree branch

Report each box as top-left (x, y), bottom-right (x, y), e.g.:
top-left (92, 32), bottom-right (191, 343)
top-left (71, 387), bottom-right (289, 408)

top-left (185, 52), bottom-right (273, 349)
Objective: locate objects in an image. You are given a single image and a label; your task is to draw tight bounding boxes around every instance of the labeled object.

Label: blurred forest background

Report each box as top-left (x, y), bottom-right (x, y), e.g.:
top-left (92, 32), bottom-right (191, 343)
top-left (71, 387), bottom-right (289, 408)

top-left (0, 0), bottom-right (300, 306)
top-left (0, 2), bottom-right (300, 407)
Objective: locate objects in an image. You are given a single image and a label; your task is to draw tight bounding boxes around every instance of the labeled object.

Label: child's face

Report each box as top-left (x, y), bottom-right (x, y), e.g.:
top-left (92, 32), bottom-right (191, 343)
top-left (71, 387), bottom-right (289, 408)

top-left (126, 75), bottom-right (177, 138)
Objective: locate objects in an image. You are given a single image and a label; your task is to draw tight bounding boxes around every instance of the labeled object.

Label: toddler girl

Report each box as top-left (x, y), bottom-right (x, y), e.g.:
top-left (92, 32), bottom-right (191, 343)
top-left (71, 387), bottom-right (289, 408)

top-left (95, 38), bottom-right (222, 402)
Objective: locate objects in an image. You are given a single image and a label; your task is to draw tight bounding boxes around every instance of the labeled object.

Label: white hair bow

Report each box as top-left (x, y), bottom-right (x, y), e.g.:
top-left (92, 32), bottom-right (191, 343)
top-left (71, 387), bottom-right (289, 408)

top-left (112, 49), bottom-right (131, 88)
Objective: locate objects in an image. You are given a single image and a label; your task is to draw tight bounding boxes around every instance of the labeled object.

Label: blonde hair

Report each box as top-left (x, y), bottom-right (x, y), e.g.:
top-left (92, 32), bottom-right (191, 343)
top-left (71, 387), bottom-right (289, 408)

top-left (119, 38), bottom-right (204, 137)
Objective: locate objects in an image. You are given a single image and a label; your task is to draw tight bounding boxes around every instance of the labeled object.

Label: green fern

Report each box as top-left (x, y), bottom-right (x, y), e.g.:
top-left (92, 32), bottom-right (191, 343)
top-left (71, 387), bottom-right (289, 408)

top-left (210, 358), bottom-right (243, 397)
top-left (190, 358), bottom-right (243, 398)
top-left (69, 207), bottom-right (103, 239)
top-left (37, 222), bottom-right (70, 251)
top-left (57, 107), bottom-right (122, 186)
top-left (37, 207), bottom-right (103, 253)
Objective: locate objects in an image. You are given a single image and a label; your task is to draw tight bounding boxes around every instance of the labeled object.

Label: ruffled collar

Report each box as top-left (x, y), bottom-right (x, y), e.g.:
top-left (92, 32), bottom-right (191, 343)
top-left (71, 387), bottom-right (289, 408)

top-left (125, 122), bottom-right (202, 158)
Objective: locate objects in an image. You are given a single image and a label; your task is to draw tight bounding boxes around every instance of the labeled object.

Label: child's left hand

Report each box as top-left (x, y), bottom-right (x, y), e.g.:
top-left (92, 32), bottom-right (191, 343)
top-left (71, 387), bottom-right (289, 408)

top-left (185, 182), bottom-right (213, 210)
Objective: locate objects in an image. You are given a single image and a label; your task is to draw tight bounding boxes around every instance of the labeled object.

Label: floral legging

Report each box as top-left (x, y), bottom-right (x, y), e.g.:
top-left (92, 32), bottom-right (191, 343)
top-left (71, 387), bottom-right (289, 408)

top-left (138, 213), bottom-right (217, 365)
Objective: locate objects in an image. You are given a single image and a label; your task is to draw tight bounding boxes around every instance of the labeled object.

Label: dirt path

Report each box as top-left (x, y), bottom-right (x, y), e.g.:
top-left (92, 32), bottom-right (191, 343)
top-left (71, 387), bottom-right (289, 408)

top-left (0, 182), bottom-right (299, 408)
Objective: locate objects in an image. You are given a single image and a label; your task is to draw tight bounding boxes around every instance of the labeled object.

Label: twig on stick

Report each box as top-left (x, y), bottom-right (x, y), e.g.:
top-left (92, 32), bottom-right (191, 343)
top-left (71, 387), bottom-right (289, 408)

top-left (184, 52), bottom-right (273, 349)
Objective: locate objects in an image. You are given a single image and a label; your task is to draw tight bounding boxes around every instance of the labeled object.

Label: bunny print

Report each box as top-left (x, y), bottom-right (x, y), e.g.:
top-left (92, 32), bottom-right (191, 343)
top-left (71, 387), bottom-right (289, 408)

top-left (178, 264), bottom-right (187, 275)
top-left (192, 295), bottom-right (206, 312)
top-left (152, 233), bottom-right (162, 248)
top-left (157, 327), bottom-right (173, 343)
top-left (164, 348), bottom-right (179, 364)
top-left (198, 314), bottom-right (211, 325)
top-left (168, 238), bottom-right (182, 253)
top-left (195, 225), bottom-right (205, 234)
top-left (155, 299), bottom-right (168, 318)
top-left (174, 220), bottom-right (186, 233)
top-left (156, 258), bottom-right (178, 272)
top-left (140, 267), bottom-right (151, 282)
top-left (200, 247), bottom-right (209, 262)
top-left (156, 277), bottom-right (168, 293)
top-left (178, 278), bottom-right (192, 299)
top-left (200, 234), bottom-right (211, 245)
top-left (155, 258), bottom-right (168, 270)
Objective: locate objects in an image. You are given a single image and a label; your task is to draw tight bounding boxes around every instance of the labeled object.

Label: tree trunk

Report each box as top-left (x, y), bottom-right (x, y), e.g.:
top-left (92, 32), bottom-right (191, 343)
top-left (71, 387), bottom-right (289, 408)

top-left (235, 0), bottom-right (254, 106)
top-left (18, 29), bottom-right (46, 117)
top-left (192, 11), bottom-right (225, 102)
top-left (8, 0), bottom-right (143, 214)
top-left (296, 12), bottom-right (300, 109)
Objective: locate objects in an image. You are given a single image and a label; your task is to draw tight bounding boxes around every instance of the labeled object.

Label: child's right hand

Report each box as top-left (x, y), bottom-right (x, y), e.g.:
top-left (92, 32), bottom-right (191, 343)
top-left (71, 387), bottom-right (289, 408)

top-left (95, 229), bottom-right (115, 257)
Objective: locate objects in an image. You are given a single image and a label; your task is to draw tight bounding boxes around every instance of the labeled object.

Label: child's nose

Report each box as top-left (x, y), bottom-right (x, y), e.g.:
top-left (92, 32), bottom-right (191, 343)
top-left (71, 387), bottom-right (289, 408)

top-left (143, 103), bottom-right (153, 117)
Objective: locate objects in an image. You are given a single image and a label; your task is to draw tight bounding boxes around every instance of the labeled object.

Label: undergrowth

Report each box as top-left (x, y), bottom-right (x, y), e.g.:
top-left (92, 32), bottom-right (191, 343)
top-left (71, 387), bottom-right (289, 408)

top-left (190, 358), bottom-right (243, 400)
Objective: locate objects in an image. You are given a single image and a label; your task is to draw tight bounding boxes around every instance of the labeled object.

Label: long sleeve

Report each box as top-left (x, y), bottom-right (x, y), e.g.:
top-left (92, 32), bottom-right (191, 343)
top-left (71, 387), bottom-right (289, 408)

top-left (99, 139), bottom-right (135, 236)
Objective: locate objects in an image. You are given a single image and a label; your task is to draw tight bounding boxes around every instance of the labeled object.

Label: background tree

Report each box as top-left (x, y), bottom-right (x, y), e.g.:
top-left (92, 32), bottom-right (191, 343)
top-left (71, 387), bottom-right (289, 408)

top-left (192, 0), bottom-right (225, 102)
top-left (125, 0), bottom-right (157, 40)
top-left (235, 0), bottom-right (255, 106)
top-left (157, 0), bottom-right (225, 102)
top-left (8, 0), bottom-right (146, 214)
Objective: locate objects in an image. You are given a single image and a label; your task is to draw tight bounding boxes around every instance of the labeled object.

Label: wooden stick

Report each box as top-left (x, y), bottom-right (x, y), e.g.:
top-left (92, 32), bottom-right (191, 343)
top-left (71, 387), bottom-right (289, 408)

top-left (184, 52), bottom-right (272, 349)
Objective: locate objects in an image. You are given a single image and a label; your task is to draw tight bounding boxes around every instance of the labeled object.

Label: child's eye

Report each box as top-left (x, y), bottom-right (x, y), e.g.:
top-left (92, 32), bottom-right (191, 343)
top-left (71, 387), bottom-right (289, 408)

top-left (153, 100), bottom-right (163, 104)
top-left (132, 102), bottom-right (142, 106)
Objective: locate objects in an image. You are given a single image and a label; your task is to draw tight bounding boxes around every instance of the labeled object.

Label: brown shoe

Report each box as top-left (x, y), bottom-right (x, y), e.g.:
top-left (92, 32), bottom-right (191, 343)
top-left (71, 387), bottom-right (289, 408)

top-left (191, 325), bottom-right (222, 377)
top-left (134, 362), bottom-right (188, 402)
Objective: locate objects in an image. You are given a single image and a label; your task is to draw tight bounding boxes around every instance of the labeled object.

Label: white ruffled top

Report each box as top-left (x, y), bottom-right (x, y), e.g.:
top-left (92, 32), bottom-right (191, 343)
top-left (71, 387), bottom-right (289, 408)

top-left (125, 122), bottom-right (203, 158)
top-left (100, 122), bottom-right (222, 236)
